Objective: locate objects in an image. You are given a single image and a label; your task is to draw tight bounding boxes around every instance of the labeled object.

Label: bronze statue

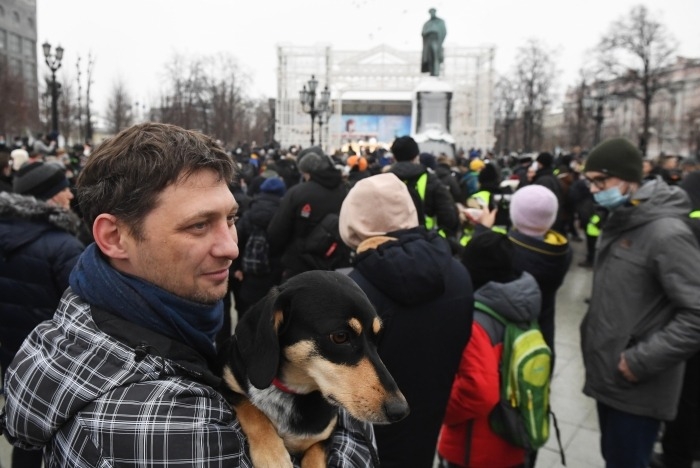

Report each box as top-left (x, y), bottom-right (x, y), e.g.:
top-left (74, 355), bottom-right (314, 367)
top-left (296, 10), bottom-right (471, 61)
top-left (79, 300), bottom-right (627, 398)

top-left (421, 8), bottom-right (446, 77)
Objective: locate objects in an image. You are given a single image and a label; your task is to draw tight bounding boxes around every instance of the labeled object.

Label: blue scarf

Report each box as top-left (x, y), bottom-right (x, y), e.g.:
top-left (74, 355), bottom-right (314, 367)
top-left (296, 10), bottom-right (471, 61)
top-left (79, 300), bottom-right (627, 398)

top-left (69, 243), bottom-right (223, 360)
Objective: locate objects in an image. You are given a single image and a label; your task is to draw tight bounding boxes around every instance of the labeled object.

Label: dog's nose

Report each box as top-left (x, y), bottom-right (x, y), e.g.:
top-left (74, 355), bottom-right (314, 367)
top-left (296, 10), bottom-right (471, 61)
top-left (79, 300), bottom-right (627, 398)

top-left (383, 395), bottom-right (410, 422)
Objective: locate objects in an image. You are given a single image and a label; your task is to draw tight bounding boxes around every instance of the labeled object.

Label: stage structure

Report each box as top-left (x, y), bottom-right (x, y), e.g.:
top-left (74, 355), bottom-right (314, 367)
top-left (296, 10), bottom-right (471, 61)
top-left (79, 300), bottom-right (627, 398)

top-left (276, 43), bottom-right (495, 154)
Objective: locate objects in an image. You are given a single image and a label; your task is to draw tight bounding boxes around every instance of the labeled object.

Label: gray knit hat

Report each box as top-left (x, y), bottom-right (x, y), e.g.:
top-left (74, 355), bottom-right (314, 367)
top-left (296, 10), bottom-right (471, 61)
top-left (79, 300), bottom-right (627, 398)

top-left (584, 138), bottom-right (643, 183)
top-left (13, 161), bottom-right (69, 200)
top-left (298, 150), bottom-right (331, 174)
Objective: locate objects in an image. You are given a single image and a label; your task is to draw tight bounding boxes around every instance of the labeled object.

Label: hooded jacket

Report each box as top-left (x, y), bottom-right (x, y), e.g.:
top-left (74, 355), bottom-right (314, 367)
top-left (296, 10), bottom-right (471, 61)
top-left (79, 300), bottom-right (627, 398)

top-left (0, 192), bottom-right (84, 374)
top-left (1, 290), bottom-right (377, 467)
top-left (348, 228), bottom-right (472, 468)
top-left (390, 161), bottom-right (459, 235)
top-left (580, 178), bottom-right (700, 420)
top-left (267, 166), bottom-right (347, 277)
top-left (439, 273), bottom-right (541, 467)
top-left (508, 228), bottom-right (572, 353)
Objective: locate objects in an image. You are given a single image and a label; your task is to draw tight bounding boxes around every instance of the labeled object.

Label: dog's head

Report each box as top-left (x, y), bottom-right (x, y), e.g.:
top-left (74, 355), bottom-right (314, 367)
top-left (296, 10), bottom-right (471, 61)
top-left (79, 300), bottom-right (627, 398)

top-left (234, 270), bottom-right (409, 424)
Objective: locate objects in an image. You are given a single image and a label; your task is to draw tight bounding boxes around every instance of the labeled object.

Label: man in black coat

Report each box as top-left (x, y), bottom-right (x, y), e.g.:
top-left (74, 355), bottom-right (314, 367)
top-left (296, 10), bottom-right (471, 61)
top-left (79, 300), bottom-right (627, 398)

top-left (267, 147), bottom-right (348, 280)
top-left (389, 136), bottom-right (459, 236)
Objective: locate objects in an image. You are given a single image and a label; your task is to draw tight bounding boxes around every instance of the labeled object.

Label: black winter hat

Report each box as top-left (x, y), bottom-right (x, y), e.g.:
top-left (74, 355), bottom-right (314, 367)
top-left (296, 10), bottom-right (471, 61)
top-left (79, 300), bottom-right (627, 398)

top-left (536, 152), bottom-right (554, 168)
top-left (461, 230), bottom-right (519, 291)
top-left (478, 164), bottom-right (499, 186)
top-left (680, 170), bottom-right (700, 210)
top-left (13, 161), bottom-right (69, 200)
top-left (391, 136), bottom-right (420, 162)
top-left (584, 138), bottom-right (643, 183)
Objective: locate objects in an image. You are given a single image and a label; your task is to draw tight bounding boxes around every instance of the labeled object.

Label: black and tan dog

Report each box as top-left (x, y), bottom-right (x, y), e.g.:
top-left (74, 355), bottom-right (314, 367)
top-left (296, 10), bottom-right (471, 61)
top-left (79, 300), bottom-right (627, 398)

top-left (218, 270), bottom-right (409, 467)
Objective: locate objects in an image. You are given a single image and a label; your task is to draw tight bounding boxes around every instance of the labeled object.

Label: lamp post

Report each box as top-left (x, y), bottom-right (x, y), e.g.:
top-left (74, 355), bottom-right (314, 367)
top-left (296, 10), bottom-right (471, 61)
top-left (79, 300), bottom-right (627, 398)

top-left (584, 81), bottom-right (617, 147)
top-left (318, 103), bottom-right (333, 148)
top-left (42, 41), bottom-right (64, 135)
top-left (299, 75), bottom-right (330, 147)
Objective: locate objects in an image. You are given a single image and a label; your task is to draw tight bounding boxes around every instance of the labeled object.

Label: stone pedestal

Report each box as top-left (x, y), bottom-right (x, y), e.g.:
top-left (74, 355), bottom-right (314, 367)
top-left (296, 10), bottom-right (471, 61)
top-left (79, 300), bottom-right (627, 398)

top-left (412, 77), bottom-right (455, 156)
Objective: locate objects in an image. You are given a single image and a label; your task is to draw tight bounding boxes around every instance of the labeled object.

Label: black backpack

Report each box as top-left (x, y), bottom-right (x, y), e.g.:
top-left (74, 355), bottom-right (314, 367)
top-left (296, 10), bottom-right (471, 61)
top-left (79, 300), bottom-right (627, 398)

top-left (300, 213), bottom-right (352, 271)
top-left (241, 226), bottom-right (271, 275)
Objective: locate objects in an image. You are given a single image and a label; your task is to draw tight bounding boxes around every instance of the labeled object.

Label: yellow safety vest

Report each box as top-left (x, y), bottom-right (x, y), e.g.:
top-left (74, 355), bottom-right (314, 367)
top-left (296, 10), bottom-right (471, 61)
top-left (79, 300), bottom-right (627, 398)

top-left (690, 210), bottom-right (700, 219)
top-left (586, 214), bottom-right (602, 237)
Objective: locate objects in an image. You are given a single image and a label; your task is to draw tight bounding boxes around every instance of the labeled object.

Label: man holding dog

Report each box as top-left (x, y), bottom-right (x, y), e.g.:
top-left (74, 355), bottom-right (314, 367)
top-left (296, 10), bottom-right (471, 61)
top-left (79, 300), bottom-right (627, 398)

top-left (1, 123), bottom-right (377, 466)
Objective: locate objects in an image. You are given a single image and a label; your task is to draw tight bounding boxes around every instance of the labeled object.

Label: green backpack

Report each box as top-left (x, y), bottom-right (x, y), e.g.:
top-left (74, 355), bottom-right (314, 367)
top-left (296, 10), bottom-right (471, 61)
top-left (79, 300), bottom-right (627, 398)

top-left (473, 301), bottom-right (559, 453)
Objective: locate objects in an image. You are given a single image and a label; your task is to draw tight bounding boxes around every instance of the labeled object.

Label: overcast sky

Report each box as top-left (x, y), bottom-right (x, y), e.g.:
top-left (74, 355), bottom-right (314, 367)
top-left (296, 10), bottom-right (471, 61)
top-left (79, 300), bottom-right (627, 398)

top-left (36, 0), bottom-right (700, 118)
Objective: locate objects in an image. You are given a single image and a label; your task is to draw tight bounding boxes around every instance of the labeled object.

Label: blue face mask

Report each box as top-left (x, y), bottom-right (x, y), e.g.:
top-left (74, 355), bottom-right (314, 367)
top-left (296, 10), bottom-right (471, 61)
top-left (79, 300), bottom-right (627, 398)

top-left (593, 185), bottom-right (629, 209)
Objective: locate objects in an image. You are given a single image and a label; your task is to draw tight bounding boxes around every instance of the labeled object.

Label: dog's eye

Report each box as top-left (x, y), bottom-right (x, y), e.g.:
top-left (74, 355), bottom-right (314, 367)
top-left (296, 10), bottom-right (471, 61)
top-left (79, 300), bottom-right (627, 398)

top-left (330, 332), bottom-right (350, 344)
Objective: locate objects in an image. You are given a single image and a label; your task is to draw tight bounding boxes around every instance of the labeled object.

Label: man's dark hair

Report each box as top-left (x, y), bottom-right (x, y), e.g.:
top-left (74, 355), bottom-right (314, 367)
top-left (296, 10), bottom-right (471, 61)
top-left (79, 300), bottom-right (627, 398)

top-left (391, 136), bottom-right (420, 162)
top-left (77, 123), bottom-right (236, 239)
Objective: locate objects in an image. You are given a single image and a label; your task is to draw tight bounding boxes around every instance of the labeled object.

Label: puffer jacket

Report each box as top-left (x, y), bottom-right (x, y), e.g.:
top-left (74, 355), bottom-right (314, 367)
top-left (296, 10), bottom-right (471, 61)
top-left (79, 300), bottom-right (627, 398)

top-left (0, 192), bottom-right (84, 376)
top-left (0, 290), bottom-right (377, 467)
top-left (349, 228), bottom-right (472, 468)
top-left (439, 273), bottom-right (541, 467)
top-left (581, 177), bottom-right (700, 420)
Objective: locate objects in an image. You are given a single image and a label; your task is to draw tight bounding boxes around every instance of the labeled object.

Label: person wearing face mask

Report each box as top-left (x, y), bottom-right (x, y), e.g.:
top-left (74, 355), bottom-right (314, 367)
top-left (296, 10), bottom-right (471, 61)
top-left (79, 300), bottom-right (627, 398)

top-left (579, 137), bottom-right (700, 468)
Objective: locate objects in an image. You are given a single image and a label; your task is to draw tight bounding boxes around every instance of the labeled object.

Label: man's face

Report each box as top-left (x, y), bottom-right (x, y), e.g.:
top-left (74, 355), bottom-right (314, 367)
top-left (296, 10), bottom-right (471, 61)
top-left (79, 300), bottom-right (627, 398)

top-left (118, 169), bottom-right (239, 304)
top-left (49, 187), bottom-right (73, 209)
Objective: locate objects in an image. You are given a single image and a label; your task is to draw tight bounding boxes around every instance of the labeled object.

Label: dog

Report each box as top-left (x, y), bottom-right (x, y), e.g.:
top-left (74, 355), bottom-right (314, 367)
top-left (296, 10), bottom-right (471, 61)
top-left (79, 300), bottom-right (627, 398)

top-left (218, 270), bottom-right (409, 467)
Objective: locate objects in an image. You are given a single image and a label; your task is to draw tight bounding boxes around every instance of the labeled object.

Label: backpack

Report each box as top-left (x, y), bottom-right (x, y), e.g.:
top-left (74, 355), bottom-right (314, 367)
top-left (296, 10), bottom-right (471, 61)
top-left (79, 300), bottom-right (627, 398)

top-left (300, 213), bottom-right (352, 271)
top-left (241, 226), bottom-right (271, 275)
top-left (473, 301), bottom-right (562, 456)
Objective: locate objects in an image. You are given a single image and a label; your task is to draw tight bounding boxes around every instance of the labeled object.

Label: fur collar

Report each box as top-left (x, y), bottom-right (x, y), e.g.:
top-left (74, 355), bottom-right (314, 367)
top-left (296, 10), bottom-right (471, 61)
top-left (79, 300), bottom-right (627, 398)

top-left (0, 191), bottom-right (82, 235)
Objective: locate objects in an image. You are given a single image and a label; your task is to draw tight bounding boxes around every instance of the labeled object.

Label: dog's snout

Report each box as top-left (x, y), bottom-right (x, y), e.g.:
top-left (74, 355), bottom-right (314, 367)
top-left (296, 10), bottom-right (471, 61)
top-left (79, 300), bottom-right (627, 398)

top-left (383, 394), bottom-right (410, 423)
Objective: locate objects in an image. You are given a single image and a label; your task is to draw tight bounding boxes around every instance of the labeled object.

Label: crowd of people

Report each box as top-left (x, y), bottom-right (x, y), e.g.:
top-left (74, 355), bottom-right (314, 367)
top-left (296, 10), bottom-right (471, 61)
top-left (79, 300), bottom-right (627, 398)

top-left (1, 124), bottom-right (699, 468)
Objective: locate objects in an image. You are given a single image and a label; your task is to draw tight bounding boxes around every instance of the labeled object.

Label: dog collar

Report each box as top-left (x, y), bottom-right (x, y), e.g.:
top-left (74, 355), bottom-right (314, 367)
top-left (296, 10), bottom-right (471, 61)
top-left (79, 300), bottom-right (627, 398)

top-left (272, 377), bottom-right (300, 395)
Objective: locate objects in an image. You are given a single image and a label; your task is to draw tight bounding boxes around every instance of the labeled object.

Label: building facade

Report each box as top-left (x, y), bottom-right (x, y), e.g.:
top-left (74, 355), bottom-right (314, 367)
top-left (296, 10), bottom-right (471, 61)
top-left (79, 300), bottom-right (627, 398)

top-left (0, 0), bottom-right (38, 136)
top-left (276, 43), bottom-right (495, 154)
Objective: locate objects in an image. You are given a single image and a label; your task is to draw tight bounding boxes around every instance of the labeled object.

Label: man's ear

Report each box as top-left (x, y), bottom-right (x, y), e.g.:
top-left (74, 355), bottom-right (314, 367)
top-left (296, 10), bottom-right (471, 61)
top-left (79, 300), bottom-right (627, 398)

top-left (93, 214), bottom-right (130, 260)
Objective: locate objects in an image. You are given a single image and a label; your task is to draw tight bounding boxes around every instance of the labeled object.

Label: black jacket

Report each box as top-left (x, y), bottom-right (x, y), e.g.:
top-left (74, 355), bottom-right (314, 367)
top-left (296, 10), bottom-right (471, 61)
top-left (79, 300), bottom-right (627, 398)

top-left (236, 192), bottom-right (283, 306)
top-left (267, 167), bottom-right (347, 278)
top-left (508, 228), bottom-right (572, 355)
top-left (390, 162), bottom-right (459, 235)
top-left (0, 192), bottom-right (84, 374)
top-left (349, 228), bottom-right (472, 468)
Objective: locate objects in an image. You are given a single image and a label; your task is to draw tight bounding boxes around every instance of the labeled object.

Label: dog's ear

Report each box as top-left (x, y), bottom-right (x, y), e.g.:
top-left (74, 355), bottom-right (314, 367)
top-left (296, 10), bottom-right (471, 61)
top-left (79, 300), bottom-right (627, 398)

top-left (235, 287), bottom-right (287, 389)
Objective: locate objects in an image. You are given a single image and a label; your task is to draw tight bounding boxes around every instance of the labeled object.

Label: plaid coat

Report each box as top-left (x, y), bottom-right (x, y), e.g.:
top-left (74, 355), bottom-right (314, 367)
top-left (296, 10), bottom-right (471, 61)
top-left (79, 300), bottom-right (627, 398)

top-left (1, 290), bottom-right (377, 467)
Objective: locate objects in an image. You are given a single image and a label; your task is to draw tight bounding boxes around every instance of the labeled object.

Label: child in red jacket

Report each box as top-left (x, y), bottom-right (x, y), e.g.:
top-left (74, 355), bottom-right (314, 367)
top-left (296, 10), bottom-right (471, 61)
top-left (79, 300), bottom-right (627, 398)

top-left (438, 231), bottom-right (541, 468)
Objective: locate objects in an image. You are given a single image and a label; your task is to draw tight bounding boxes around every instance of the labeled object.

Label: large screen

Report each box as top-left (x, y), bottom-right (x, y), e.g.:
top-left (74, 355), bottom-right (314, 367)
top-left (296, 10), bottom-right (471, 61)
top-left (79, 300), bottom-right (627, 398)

top-left (340, 115), bottom-right (412, 144)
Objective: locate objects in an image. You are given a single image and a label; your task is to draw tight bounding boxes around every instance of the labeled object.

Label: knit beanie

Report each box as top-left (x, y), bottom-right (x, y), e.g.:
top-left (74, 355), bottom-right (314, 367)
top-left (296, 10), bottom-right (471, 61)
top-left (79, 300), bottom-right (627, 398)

top-left (536, 152), bottom-right (554, 168)
top-left (10, 148), bottom-right (29, 171)
top-left (510, 185), bottom-right (558, 237)
top-left (680, 170), bottom-right (700, 210)
top-left (339, 173), bottom-right (419, 250)
top-left (298, 151), bottom-right (331, 174)
top-left (419, 152), bottom-right (436, 170)
top-left (13, 161), bottom-right (69, 200)
top-left (469, 159), bottom-right (485, 172)
top-left (390, 136), bottom-right (420, 162)
top-left (584, 137), bottom-right (643, 183)
top-left (260, 177), bottom-right (286, 197)
top-left (347, 155), bottom-right (368, 172)
top-left (461, 230), bottom-right (518, 291)
top-left (478, 164), bottom-right (499, 186)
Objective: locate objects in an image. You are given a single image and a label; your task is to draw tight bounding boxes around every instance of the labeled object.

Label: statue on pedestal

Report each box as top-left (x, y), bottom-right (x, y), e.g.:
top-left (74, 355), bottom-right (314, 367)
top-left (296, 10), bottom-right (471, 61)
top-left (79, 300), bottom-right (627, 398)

top-left (421, 8), bottom-right (446, 77)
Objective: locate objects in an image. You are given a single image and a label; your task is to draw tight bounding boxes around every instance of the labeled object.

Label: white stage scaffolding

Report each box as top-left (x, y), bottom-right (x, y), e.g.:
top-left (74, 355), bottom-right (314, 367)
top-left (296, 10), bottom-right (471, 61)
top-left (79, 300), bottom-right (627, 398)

top-left (276, 43), bottom-right (496, 154)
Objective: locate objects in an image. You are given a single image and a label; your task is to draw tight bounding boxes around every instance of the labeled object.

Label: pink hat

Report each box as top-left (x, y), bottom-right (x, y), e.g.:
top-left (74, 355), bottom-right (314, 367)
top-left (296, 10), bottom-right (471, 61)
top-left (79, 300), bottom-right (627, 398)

top-left (509, 185), bottom-right (558, 237)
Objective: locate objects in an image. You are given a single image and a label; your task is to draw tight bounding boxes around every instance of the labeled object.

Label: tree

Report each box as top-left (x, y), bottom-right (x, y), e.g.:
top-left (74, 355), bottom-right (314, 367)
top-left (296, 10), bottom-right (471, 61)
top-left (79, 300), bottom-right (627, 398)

top-left (105, 78), bottom-right (134, 134)
top-left (512, 39), bottom-right (557, 152)
top-left (493, 76), bottom-right (519, 154)
top-left (595, 4), bottom-right (677, 156)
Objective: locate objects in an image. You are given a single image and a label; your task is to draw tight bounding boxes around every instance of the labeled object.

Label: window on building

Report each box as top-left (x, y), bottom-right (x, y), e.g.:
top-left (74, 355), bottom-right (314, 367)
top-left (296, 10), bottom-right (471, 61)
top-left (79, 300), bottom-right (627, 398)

top-left (23, 60), bottom-right (35, 81)
top-left (27, 17), bottom-right (34, 29)
top-left (0, 6), bottom-right (5, 17)
top-left (0, 30), bottom-right (6, 51)
top-left (10, 57), bottom-right (21, 74)
top-left (24, 38), bottom-right (34, 57)
top-left (9, 33), bottom-right (21, 54)
top-left (13, 11), bottom-right (19, 22)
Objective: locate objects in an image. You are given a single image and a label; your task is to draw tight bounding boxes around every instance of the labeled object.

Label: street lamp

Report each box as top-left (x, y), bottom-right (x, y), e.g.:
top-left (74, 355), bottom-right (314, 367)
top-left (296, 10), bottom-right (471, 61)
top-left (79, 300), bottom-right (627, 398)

top-left (584, 81), bottom-right (617, 147)
top-left (299, 75), bottom-right (330, 147)
top-left (42, 41), bottom-right (64, 135)
top-left (318, 100), bottom-right (333, 148)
